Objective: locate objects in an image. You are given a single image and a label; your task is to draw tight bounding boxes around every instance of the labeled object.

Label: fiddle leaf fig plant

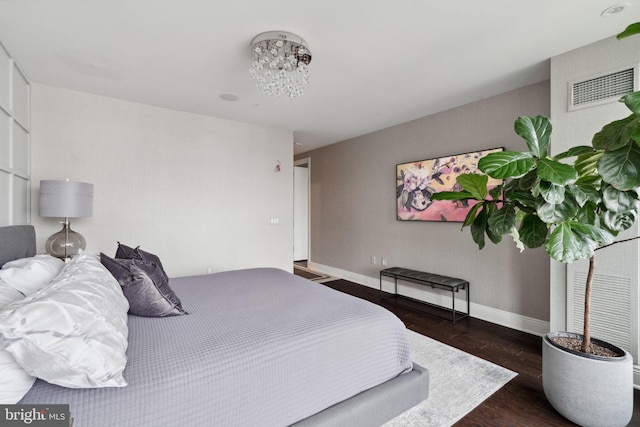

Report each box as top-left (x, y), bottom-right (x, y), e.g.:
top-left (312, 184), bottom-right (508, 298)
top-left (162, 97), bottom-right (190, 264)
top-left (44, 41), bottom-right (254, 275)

top-left (432, 88), bottom-right (640, 354)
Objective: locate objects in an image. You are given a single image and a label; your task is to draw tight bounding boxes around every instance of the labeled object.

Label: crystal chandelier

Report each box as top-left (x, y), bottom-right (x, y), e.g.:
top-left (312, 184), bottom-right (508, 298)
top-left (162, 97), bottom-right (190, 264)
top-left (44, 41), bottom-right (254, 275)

top-left (249, 31), bottom-right (312, 99)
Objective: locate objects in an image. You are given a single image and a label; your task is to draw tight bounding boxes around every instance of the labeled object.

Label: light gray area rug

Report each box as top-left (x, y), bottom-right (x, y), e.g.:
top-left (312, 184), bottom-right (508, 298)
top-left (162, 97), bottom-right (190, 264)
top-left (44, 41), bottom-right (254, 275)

top-left (385, 329), bottom-right (517, 427)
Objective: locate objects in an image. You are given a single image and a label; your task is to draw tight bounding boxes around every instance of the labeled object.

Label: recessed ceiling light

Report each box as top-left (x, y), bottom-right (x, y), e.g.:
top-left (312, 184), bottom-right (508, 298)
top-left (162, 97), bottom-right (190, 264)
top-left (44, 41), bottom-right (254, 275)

top-left (601, 3), bottom-right (628, 16)
top-left (219, 93), bottom-right (239, 101)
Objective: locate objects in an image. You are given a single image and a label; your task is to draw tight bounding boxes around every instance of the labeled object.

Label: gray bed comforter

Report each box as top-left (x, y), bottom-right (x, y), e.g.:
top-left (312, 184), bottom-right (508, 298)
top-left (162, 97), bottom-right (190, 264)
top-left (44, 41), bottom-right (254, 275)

top-left (20, 267), bottom-right (413, 427)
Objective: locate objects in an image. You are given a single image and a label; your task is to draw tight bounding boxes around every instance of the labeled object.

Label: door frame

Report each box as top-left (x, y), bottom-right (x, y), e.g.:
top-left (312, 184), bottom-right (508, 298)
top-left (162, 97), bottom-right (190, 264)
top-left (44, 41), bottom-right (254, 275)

top-left (294, 157), bottom-right (310, 262)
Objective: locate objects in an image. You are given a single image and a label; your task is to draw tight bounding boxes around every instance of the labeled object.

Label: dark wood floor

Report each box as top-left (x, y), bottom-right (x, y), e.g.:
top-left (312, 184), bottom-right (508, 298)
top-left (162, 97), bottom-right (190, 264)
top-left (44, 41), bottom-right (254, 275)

top-left (301, 271), bottom-right (640, 426)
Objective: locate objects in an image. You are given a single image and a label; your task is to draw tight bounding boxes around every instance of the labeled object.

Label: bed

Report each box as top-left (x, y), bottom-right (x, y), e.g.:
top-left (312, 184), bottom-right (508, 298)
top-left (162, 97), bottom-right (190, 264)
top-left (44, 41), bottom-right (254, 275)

top-left (0, 225), bottom-right (429, 426)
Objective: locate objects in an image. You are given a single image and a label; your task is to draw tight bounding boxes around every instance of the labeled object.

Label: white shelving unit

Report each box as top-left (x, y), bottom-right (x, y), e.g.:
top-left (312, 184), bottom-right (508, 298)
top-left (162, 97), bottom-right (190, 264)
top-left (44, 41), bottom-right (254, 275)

top-left (0, 41), bottom-right (30, 226)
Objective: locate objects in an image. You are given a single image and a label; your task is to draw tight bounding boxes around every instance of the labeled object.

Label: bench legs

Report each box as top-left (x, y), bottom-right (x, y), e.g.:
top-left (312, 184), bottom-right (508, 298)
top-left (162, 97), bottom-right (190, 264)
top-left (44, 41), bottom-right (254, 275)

top-left (450, 285), bottom-right (470, 323)
top-left (379, 274), bottom-right (470, 323)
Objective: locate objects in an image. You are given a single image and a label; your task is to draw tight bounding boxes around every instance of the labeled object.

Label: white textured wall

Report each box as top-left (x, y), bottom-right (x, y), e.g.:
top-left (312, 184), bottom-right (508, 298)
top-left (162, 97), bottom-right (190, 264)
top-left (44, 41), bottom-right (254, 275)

top-left (30, 84), bottom-right (293, 277)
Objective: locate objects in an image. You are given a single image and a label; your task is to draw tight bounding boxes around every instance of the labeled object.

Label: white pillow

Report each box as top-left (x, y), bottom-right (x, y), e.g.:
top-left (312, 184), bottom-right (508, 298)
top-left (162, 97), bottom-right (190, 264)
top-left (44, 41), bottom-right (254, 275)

top-left (0, 279), bottom-right (36, 404)
top-left (0, 279), bottom-right (24, 306)
top-left (0, 252), bottom-right (130, 389)
top-left (0, 255), bottom-right (65, 296)
top-left (0, 348), bottom-right (36, 404)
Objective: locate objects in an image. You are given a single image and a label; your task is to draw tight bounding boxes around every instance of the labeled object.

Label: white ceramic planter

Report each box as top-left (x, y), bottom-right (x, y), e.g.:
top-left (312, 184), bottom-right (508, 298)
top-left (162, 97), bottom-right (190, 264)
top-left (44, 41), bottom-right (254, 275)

top-left (542, 332), bottom-right (633, 427)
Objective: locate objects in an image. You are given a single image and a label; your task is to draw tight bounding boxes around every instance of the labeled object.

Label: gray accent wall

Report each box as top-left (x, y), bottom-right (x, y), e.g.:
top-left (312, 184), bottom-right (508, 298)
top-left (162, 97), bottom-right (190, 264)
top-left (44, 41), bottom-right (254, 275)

top-left (298, 81), bottom-right (551, 324)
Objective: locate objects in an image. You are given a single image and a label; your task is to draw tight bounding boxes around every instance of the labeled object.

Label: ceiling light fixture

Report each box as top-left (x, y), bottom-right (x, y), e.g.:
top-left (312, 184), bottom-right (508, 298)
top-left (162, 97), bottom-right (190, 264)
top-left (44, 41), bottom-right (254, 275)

top-left (249, 31), bottom-right (312, 99)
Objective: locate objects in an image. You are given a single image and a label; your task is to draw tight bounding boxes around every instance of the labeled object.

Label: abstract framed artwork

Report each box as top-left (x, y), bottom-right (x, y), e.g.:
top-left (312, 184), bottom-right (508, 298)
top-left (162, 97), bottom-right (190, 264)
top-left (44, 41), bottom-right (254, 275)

top-left (396, 147), bottom-right (503, 222)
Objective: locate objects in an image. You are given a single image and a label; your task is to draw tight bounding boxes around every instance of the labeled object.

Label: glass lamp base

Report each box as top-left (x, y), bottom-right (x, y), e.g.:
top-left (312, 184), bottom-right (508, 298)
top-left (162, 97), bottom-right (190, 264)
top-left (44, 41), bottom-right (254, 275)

top-left (45, 222), bottom-right (86, 259)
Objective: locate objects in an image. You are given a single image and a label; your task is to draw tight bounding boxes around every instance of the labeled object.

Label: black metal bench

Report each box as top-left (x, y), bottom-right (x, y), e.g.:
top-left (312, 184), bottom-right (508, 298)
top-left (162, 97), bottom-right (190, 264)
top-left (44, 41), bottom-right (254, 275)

top-left (379, 267), bottom-right (470, 322)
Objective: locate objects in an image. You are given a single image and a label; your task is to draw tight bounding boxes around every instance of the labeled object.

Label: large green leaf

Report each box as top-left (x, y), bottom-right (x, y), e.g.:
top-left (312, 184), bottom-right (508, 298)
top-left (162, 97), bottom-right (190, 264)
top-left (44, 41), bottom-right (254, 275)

top-left (598, 142), bottom-right (640, 190)
top-left (484, 203), bottom-right (502, 244)
top-left (603, 209), bottom-right (637, 233)
top-left (540, 181), bottom-right (565, 204)
top-left (507, 226), bottom-right (526, 252)
top-left (618, 22), bottom-right (640, 39)
top-left (470, 206), bottom-right (488, 249)
top-left (478, 151), bottom-right (535, 179)
top-left (505, 189), bottom-right (537, 209)
top-left (545, 223), bottom-right (597, 263)
top-left (536, 196), bottom-right (578, 224)
top-left (602, 185), bottom-right (639, 213)
top-left (503, 179), bottom-right (519, 195)
top-left (592, 114), bottom-right (638, 151)
top-left (430, 190), bottom-right (474, 201)
top-left (462, 202), bottom-right (483, 228)
top-left (632, 122), bottom-right (640, 145)
top-left (575, 174), bottom-right (601, 186)
top-left (554, 145), bottom-right (594, 161)
top-left (568, 182), bottom-right (600, 207)
top-left (457, 173), bottom-right (488, 200)
top-left (531, 179), bottom-right (542, 198)
top-left (569, 222), bottom-right (615, 247)
top-left (622, 92), bottom-right (640, 115)
top-left (574, 151), bottom-right (602, 177)
top-left (488, 184), bottom-right (503, 200)
top-left (518, 213), bottom-right (548, 248)
top-left (537, 158), bottom-right (577, 186)
top-left (487, 204), bottom-right (516, 235)
top-left (517, 169), bottom-right (538, 191)
top-left (514, 116), bottom-right (552, 158)
top-left (576, 203), bottom-right (597, 225)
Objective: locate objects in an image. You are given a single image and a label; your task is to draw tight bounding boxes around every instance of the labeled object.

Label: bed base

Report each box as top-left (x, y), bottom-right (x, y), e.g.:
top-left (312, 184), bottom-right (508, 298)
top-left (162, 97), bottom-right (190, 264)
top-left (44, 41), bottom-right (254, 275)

top-left (293, 363), bottom-right (428, 426)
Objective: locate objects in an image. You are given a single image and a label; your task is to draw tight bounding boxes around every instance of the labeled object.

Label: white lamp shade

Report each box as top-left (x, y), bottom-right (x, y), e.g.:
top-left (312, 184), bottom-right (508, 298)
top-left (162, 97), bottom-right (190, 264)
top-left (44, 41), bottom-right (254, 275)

top-left (39, 180), bottom-right (94, 218)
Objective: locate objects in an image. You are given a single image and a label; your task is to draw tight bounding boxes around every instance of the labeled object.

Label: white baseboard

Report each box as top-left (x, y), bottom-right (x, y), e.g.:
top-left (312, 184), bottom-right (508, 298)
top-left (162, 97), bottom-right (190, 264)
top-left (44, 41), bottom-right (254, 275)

top-left (307, 261), bottom-right (550, 337)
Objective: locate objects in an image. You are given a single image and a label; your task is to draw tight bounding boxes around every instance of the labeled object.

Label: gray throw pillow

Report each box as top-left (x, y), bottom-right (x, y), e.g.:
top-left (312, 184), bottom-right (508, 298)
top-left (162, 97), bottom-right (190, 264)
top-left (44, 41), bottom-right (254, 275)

top-left (115, 242), bottom-right (169, 282)
top-left (100, 253), bottom-right (132, 284)
top-left (114, 242), bottom-right (137, 260)
top-left (100, 253), bottom-right (186, 317)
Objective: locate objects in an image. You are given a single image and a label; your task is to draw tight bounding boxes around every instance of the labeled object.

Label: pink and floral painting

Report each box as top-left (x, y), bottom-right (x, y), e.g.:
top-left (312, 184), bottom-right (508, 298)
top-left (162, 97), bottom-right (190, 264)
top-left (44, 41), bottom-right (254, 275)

top-left (396, 148), bottom-right (503, 222)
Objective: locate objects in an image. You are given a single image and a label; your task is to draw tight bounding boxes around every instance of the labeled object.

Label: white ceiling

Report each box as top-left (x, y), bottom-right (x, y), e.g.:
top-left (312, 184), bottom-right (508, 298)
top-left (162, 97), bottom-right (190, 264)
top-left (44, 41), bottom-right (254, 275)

top-left (0, 1), bottom-right (638, 155)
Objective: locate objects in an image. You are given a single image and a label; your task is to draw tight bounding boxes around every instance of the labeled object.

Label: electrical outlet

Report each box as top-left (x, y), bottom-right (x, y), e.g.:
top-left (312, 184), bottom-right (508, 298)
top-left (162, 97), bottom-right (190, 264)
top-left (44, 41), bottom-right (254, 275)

top-left (381, 258), bottom-right (388, 267)
top-left (370, 255), bottom-right (376, 265)
top-left (207, 266), bottom-right (213, 274)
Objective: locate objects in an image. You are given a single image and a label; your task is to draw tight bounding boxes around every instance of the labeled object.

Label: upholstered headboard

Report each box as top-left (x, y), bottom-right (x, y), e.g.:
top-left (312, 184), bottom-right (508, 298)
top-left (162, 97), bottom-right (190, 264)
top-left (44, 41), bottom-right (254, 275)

top-left (0, 225), bottom-right (36, 266)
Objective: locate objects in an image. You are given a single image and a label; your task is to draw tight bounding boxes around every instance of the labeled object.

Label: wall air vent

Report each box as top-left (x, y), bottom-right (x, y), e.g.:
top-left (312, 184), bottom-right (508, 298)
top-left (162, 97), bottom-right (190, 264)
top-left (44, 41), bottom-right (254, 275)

top-left (569, 65), bottom-right (637, 111)
top-left (570, 272), bottom-right (632, 352)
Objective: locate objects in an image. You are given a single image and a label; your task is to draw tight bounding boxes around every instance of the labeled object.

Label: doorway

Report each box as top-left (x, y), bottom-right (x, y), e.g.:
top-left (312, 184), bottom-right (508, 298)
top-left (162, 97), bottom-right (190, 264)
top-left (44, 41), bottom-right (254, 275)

top-left (294, 158), bottom-right (310, 263)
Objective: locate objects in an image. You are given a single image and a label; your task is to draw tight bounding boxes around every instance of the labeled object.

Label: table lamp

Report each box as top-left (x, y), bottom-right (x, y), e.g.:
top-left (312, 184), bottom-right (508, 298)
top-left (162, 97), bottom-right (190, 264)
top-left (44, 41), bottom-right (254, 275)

top-left (39, 179), bottom-right (93, 259)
